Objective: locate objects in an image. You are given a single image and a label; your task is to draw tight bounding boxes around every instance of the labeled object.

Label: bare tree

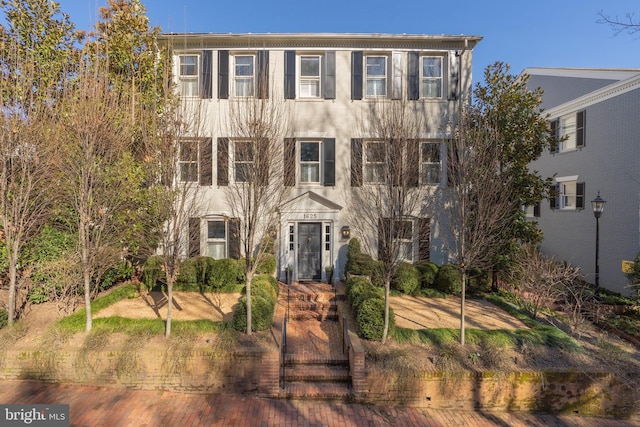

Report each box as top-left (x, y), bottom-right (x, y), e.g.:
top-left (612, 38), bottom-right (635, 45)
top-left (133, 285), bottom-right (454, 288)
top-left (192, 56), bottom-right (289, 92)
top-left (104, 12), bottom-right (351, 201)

top-left (54, 54), bottom-right (141, 332)
top-left (225, 61), bottom-right (290, 335)
top-left (442, 107), bottom-right (518, 345)
top-left (506, 245), bottom-right (582, 321)
top-left (597, 10), bottom-right (640, 37)
top-left (0, 41), bottom-right (54, 325)
top-left (349, 99), bottom-right (432, 344)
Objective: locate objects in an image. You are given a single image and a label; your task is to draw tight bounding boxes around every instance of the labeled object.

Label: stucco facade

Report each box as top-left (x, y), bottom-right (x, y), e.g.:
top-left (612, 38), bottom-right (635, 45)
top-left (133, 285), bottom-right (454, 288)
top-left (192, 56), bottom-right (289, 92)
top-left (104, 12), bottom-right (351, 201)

top-left (165, 33), bottom-right (481, 282)
top-left (526, 68), bottom-right (640, 295)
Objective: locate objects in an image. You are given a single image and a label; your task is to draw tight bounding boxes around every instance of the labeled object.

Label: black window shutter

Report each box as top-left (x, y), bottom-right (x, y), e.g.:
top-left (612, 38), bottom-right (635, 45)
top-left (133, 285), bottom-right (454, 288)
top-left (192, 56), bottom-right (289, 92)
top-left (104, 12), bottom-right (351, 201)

top-left (217, 137), bottom-right (229, 186)
top-left (228, 218), bottom-right (241, 259)
top-left (351, 51), bottom-right (363, 100)
top-left (188, 217), bottom-right (200, 257)
top-left (378, 218), bottom-right (391, 261)
top-left (201, 50), bottom-right (213, 99)
top-left (351, 138), bottom-right (363, 187)
top-left (576, 182), bottom-right (585, 209)
top-left (549, 184), bottom-right (558, 209)
top-left (284, 138), bottom-right (296, 186)
top-left (408, 51), bottom-right (419, 100)
top-left (447, 142), bottom-right (459, 187)
top-left (549, 119), bottom-right (559, 153)
top-left (257, 139), bottom-right (269, 186)
top-left (448, 53), bottom-right (460, 100)
top-left (407, 139), bottom-right (420, 187)
top-left (323, 138), bottom-right (335, 186)
top-left (533, 202), bottom-right (541, 218)
top-left (576, 110), bottom-right (585, 148)
top-left (284, 50), bottom-right (296, 99)
top-left (324, 51), bottom-right (336, 99)
top-left (257, 50), bottom-right (269, 99)
top-left (418, 218), bottom-right (431, 261)
top-left (199, 137), bottom-right (213, 186)
top-left (218, 50), bottom-right (229, 99)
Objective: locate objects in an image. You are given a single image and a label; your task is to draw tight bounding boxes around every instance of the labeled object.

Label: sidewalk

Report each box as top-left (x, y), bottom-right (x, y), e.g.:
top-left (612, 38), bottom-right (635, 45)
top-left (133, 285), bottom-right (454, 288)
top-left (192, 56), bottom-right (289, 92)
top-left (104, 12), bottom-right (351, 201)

top-left (1, 380), bottom-right (637, 427)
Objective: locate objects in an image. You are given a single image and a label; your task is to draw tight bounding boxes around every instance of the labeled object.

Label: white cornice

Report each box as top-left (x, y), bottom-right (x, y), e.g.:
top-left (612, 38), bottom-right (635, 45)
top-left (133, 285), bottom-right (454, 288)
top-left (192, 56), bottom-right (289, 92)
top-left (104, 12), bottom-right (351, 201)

top-left (547, 73), bottom-right (640, 118)
top-left (524, 67), bottom-right (640, 81)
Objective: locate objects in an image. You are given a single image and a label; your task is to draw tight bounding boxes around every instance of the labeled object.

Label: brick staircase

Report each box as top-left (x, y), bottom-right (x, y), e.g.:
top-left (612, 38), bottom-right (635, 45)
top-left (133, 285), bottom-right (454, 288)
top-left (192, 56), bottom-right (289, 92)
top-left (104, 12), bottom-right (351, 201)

top-left (281, 282), bottom-right (353, 401)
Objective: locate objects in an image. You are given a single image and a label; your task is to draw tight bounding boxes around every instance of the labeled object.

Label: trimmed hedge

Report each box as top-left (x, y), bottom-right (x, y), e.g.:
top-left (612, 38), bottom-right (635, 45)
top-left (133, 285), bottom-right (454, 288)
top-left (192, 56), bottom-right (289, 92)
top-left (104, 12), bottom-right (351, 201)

top-left (207, 258), bottom-right (240, 290)
top-left (356, 298), bottom-right (394, 341)
top-left (392, 262), bottom-right (420, 295)
top-left (231, 295), bottom-right (274, 332)
top-left (255, 253), bottom-right (276, 275)
top-left (434, 264), bottom-right (462, 294)
top-left (415, 260), bottom-right (439, 289)
top-left (141, 255), bottom-right (164, 290)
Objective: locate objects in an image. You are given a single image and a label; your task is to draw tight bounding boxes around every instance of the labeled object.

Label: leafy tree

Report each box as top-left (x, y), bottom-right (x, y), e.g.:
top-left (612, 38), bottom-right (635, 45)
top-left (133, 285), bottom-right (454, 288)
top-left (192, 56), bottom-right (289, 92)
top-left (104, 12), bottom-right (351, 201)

top-left (472, 62), bottom-right (554, 277)
top-left (624, 252), bottom-right (640, 297)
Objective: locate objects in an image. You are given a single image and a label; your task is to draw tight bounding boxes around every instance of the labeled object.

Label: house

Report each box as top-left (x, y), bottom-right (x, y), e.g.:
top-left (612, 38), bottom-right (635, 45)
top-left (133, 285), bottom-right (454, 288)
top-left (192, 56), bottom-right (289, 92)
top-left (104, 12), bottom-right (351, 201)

top-left (165, 33), bottom-right (481, 282)
top-left (525, 67), bottom-right (640, 296)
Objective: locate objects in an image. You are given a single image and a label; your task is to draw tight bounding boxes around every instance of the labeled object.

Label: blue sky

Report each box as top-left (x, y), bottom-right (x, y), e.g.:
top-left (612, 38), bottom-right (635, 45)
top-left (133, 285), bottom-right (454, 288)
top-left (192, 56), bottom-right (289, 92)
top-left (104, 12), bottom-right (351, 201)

top-left (52, 0), bottom-right (640, 82)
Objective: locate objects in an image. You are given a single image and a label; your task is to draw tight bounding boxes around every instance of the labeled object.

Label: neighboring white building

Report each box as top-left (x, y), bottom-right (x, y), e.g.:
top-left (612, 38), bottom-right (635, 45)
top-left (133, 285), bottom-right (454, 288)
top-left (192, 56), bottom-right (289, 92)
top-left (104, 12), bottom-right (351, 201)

top-left (526, 68), bottom-right (640, 296)
top-left (165, 33), bottom-right (481, 282)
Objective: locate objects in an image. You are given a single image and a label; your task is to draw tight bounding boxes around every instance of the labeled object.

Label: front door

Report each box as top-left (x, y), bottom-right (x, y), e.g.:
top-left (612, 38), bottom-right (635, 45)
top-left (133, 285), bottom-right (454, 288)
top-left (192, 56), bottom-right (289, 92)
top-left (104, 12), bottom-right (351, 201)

top-left (298, 222), bottom-right (322, 280)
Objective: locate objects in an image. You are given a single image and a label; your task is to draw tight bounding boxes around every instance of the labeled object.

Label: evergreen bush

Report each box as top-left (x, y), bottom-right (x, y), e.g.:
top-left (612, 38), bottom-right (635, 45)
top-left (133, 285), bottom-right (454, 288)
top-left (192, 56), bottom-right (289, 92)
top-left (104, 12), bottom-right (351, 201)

top-left (356, 298), bottom-right (394, 341)
top-left (434, 264), bottom-right (462, 294)
top-left (141, 255), bottom-right (164, 291)
top-left (206, 258), bottom-right (240, 290)
top-left (255, 253), bottom-right (276, 275)
top-left (231, 295), bottom-right (274, 332)
top-left (392, 262), bottom-right (420, 295)
top-left (415, 260), bottom-right (439, 289)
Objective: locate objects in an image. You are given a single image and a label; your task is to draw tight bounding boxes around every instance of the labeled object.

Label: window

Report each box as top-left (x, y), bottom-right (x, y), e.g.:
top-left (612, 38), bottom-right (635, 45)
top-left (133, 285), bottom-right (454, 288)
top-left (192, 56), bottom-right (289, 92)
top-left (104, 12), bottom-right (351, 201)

top-left (300, 141), bottom-right (320, 183)
top-left (552, 111), bottom-right (585, 153)
top-left (421, 142), bottom-right (441, 185)
top-left (523, 203), bottom-right (540, 218)
top-left (179, 55), bottom-right (199, 97)
top-left (421, 57), bottom-right (442, 98)
top-left (551, 177), bottom-right (585, 210)
top-left (395, 220), bottom-right (413, 262)
top-left (179, 139), bottom-right (198, 182)
top-left (299, 56), bottom-right (321, 98)
top-left (560, 114), bottom-right (576, 152)
top-left (234, 140), bottom-right (253, 182)
top-left (234, 55), bottom-right (255, 97)
top-left (207, 221), bottom-right (227, 259)
top-left (364, 141), bottom-right (385, 183)
top-left (366, 56), bottom-right (387, 97)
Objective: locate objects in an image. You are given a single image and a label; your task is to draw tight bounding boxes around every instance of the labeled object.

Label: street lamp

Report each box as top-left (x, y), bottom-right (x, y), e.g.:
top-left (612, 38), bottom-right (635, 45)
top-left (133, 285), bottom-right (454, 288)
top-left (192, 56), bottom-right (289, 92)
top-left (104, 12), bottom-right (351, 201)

top-left (591, 192), bottom-right (606, 289)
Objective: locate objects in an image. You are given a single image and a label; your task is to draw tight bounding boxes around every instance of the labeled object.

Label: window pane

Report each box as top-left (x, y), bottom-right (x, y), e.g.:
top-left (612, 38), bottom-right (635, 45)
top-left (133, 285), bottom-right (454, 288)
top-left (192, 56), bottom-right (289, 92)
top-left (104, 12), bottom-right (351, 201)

top-left (300, 164), bottom-right (320, 182)
top-left (180, 80), bottom-right (198, 97)
top-left (422, 80), bottom-right (441, 98)
top-left (422, 143), bottom-right (440, 162)
top-left (235, 141), bottom-right (253, 161)
top-left (208, 221), bottom-right (226, 239)
top-left (366, 79), bottom-right (386, 96)
top-left (366, 143), bottom-right (385, 162)
top-left (561, 115), bottom-right (576, 151)
top-left (300, 57), bottom-right (320, 77)
top-left (300, 80), bottom-right (320, 97)
top-left (235, 164), bottom-right (250, 182)
top-left (235, 56), bottom-right (254, 76)
top-left (180, 163), bottom-right (198, 182)
top-left (207, 242), bottom-right (226, 259)
top-left (365, 164), bottom-right (384, 183)
top-left (300, 142), bottom-right (319, 161)
top-left (422, 57), bottom-right (441, 77)
top-left (180, 56), bottom-right (198, 76)
top-left (180, 141), bottom-right (197, 161)
top-left (235, 79), bottom-right (254, 97)
top-left (366, 57), bottom-right (386, 76)
top-left (421, 164), bottom-right (440, 185)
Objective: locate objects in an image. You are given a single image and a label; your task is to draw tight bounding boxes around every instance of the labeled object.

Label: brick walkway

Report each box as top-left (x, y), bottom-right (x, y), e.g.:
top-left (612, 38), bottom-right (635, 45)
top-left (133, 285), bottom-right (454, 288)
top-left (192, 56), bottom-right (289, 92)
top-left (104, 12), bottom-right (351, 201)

top-left (1, 380), bottom-right (638, 427)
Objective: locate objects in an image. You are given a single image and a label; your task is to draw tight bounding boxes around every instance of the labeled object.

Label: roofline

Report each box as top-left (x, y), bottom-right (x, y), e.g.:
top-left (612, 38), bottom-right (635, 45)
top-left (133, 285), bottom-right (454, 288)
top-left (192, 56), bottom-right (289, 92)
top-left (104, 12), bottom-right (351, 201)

top-left (523, 67), bottom-right (640, 81)
top-left (160, 32), bottom-right (482, 50)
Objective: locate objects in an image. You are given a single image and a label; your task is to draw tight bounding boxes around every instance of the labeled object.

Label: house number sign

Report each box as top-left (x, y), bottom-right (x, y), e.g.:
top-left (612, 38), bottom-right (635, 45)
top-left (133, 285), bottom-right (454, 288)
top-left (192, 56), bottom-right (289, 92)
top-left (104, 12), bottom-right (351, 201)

top-left (303, 213), bottom-right (318, 219)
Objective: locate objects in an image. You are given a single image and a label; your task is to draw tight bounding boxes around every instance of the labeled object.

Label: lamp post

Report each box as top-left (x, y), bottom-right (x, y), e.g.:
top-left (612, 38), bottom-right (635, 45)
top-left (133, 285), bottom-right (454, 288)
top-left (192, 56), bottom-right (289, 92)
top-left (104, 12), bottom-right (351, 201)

top-left (591, 192), bottom-right (606, 289)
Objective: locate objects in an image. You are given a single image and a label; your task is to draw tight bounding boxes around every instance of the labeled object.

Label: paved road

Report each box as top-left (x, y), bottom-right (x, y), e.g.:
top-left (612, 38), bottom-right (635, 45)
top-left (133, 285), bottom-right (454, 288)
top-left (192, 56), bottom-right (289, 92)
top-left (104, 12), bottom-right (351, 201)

top-left (1, 380), bottom-right (638, 427)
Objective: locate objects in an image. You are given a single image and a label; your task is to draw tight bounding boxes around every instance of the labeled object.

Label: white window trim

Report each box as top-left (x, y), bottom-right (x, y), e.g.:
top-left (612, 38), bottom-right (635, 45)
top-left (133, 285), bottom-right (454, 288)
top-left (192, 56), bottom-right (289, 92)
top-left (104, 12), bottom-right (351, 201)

top-left (396, 219), bottom-right (414, 263)
top-left (365, 55), bottom-right (388, 98)
top-left (232, 140), bottom-right (254, 183)
top-left (364, 140), bottom-right (386, 184)
top-left (178, 139), bottom-right (199, 183)
top-left (555, 176), bottom-right (579, 210)
top-left (299, 140), bottom-right (322, 185)
top-left (298, 54), bottom-right (322, 99)
top-left (420, 56), bottom-right (443, 99)
top-left (232, 54), bottom-right (256, 98)
top-left (559, 113), bottom-right (577, 152)
top-left (420, 141), bottom-right (442, 186)
top-left (206, 218), bottom-right (228, 259)
top-left (178, 54), bottom-right (199, 98)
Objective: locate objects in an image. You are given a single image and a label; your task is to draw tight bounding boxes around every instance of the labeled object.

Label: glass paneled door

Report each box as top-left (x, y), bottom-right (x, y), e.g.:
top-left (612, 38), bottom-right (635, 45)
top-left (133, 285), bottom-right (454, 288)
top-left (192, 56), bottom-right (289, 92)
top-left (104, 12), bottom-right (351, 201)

top-left (298, 223), bottom-right (322, 280)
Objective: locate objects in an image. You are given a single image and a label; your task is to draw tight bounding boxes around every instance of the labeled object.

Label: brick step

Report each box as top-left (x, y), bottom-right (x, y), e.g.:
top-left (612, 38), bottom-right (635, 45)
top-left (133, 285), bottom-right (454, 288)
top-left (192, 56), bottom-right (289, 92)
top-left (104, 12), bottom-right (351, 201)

top-left (283, 364), bottom-right (350, 383)
top-left (282, 383), bottom-right (354, 401)
top-left (288, 310), bottom-right (338, 321)
top-left (283, 353), bottom-right (348, 366)
top-left (290, 300), bottom-right (330, 311)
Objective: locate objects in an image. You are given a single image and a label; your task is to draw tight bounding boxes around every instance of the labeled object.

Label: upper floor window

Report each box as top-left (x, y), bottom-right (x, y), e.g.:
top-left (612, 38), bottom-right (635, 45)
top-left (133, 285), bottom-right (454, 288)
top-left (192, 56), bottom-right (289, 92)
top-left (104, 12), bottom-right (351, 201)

top-left (300, 56), bottom-right (321, 98)
top-left (551, 110), bottom-right (585, 153)
top-left (300, 141), bottom-right (321, 183)
top-left (366, 56), bottom-right (387, 98)
top-left (234, 55), bottom-right (255, 97)
top-left (234, 140), bottom-right (253, 182)
top-left (179, 139), bottom-right (199, 182)
top-left (364, 141), bottom-right (386, 183)
top-left (207, 220), bottom-right (227, 259)
top-left (421, 142), bottom-right (441, 185)
top-left (179, 55), bottom-right (199, 97)
top-left (550, 177), bottom-right (584, 210)
top-left (421, 57), bottom-right (442, 98)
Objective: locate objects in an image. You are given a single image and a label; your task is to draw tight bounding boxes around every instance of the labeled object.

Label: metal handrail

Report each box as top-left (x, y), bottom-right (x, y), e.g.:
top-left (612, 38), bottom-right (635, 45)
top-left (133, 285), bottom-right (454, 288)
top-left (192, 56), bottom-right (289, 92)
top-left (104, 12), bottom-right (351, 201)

top-left (343, 315), bottom-right (352, 355)
top-left (281, 314), bottom-right (287, 389)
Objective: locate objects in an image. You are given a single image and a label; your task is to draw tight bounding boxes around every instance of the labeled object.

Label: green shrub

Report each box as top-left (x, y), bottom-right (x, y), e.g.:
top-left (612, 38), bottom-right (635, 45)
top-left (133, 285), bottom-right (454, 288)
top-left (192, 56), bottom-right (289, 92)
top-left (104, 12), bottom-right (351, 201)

top-left (356, 298), bottom-right (394, 341)
top-left (348, 280), bottom-right (384, 313)
top-left (175, 257), bottom-right (198, 289)
top-left (231, 295), bottom-right (274, 332)
top-left (255, 253), bottom-right (276, 275)
top-left (345, 276), bottom-right (374, 300)
top-left (252, 274), bottom-right (279, 297)
top-left (434, 264), bottom-right (462, 294)
top-left (0, 309), bottom-right (7, 329)
top-left (415, 260), bottom-right (439, 289)
top-left (99, 261), bottom-right (135, 292)
top-left (392, 263), bottom-right (420, 295)
top-left (347, 253), bottom-right (374, 276)
top-left (141, 256), bottom-right (164, 290)
top-left (371, 260), bottom-right (385, 288)
top-left (206, 258), bottom-right (240, 290)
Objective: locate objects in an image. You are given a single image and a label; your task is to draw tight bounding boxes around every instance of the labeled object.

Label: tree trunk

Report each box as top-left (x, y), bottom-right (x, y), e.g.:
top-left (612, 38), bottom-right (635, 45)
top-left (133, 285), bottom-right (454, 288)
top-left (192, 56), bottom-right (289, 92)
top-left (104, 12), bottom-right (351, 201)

top-left (83, 267), bottom-right (93, 332)
top-left (7, 257), bottom-right (17, 326)
top-left (165, 279), bottom-right (173, 338)
top-left (382, 279), bottom-right (390, 344)
top-left (246, 270), bottom-right (253, 335)
top-left (460, 271), bottom-right (467, 345)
